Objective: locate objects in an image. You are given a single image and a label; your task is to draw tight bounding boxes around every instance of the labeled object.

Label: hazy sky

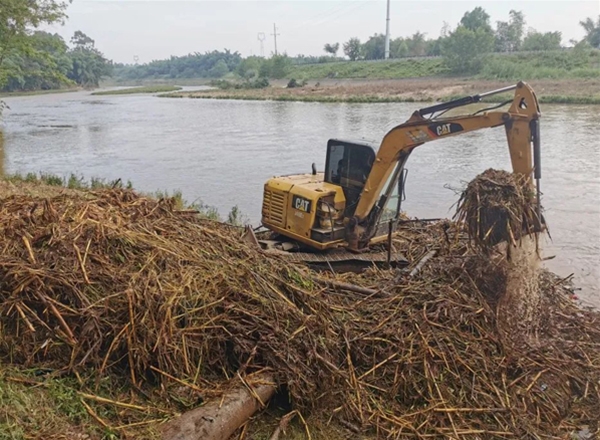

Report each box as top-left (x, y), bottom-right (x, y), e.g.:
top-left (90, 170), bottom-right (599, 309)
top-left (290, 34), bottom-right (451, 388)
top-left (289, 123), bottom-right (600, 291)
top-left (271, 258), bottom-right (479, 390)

top-left (47, 0), bottom-right (600, 64)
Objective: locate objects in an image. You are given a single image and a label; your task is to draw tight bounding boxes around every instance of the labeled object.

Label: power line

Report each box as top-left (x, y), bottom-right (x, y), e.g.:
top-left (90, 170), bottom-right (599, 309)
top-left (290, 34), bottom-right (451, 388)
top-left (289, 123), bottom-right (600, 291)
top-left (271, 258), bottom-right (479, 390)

top-left (307, 0), bottom-right (377, 29)
top-left (288, 0), bottom-right (376, 31)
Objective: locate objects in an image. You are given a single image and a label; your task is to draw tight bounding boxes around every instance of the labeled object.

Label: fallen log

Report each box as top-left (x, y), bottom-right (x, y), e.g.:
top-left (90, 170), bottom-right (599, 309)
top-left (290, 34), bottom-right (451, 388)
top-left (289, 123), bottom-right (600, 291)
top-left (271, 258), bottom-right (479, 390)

top-left (161, 374), bottom-right (276, 440)
top-left (409, 249), bottom-right (438, 278)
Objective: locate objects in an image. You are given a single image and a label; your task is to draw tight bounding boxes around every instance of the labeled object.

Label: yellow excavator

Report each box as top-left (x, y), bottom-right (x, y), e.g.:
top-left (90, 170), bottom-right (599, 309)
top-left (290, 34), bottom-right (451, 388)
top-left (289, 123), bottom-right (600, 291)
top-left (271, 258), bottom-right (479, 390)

top-left (259, 81), bottom-right (541, 258)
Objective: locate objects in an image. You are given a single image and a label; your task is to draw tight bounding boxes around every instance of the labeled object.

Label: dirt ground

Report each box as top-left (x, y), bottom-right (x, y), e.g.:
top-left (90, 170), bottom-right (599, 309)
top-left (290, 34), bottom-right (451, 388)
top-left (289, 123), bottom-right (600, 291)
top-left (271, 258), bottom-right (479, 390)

top-left (174, 77), bottom-right (599, 102)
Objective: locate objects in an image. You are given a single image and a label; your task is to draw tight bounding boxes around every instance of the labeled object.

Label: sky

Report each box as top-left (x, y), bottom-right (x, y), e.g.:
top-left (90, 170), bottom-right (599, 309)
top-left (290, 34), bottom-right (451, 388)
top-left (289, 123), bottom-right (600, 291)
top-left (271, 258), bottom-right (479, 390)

top-left (47, 0), bottom-right (600, 64)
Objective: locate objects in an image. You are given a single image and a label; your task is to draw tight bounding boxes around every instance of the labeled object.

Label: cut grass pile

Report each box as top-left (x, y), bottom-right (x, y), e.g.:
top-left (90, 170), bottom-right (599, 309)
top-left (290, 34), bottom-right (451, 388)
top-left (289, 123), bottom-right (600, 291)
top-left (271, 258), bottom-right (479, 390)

top-left (0, 182), bottom-right (598, 439)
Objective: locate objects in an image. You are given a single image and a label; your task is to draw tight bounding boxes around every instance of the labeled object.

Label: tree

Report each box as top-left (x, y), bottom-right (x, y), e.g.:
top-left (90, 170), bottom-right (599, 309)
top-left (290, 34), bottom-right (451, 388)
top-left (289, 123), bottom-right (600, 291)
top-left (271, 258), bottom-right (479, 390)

top-left (208, 59), bottom-right (229, 78)
top-left (406, 31), bottom-right (427, 57)
top-left (0, 0), bottom-right (69, 110)
top-left (0, 0), bottom-right (69, 73)
top-left (236, 56), bottom-right (262, 80)
top-left (521, 30), bottom-right (562, 51)
top-left (323, 42), bottom-right (340, 56)
top-left (343, 38), bottom-right (361, 61)
top-left (258, 54), bottom-right (290, 79)
top-left (460, 7), bottom-right (493, 34)
top-left (70, 30), bottom-right (95, 50)
top-left (361, 34), bottom-right (386, 60)
top-left (113, 50), bottom-right (242, 82)
top-left (390, 38), bottom-right (408, 58)
top-left (426, 38), bottom-right (445, 56)
top-left (580, 16), bottom-right (600, 48)
top-left (443, 25), bottom-right (494, 74)
top-left (495, 10), bottom-right (526, 52)
top-left (67, 31), bottom-right (112, 88)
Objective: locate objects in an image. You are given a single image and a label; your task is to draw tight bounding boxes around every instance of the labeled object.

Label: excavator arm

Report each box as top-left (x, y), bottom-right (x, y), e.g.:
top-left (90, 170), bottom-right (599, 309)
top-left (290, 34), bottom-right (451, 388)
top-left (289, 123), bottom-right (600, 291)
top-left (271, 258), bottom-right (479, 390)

top-left (351, 82), bottom-right (541, 248)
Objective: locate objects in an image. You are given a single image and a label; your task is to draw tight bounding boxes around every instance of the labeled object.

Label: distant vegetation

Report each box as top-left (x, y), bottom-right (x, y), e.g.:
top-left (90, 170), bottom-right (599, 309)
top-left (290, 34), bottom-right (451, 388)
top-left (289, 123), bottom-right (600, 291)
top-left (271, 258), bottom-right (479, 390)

top-left (478, 49), bottom-right (600, 80)
top-left (290, 58), bottom-right (446, 79)
top-left (1, 24), bottom-right (111, 92)
top-left (1, 0), bottom-right (599, 101)
top-left (111, 9), bottom-right (599, 84)
top-left (285, 49), bottom-right (600, 81)
top-left (112, 50), bottom-right (242, 82)
top-left (92, 85), bottom-right (182, 95)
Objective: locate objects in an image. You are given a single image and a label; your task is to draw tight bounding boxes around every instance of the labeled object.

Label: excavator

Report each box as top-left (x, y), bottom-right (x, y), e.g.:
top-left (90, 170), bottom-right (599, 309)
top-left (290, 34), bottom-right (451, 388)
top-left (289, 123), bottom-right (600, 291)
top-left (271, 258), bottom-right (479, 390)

top-left (257, 82), bottom-right (542, 264)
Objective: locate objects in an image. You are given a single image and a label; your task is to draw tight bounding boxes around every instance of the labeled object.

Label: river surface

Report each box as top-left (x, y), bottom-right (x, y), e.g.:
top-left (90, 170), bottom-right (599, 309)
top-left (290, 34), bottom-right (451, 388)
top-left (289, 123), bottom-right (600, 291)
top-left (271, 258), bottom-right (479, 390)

top-left (1, 90), bottom-right (598, 306)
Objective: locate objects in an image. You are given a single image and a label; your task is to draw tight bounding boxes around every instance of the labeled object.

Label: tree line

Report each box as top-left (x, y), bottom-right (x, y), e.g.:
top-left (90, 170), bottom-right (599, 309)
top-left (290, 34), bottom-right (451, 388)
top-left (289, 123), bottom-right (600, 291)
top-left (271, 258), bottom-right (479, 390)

top-left (115, 8), bottom-right (599, 81)
top-left (323, 8), bottom-right (599, 73)
top-left (113, 50), bottom-right (242, 81)
top-left (0, 1), bottom-right (111, 93)
top-left (1, 0), bottom-right (599, 92)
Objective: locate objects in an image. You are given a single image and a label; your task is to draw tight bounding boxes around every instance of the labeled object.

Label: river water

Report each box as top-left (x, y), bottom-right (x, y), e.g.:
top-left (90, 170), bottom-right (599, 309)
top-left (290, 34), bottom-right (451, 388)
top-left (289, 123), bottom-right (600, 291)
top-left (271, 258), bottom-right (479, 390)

top-left (1, 90), bottom-right (598, 306)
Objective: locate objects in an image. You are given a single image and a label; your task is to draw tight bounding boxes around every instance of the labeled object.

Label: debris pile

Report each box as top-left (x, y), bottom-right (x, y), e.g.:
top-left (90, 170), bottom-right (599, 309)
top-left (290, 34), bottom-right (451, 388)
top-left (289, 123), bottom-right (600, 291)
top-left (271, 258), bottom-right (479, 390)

top-left (0, 185), bottom-right (598, 439)
top-left (455, 168), bottom-right (546, 341)
top-left (455, 168), bottom-right (541, 250)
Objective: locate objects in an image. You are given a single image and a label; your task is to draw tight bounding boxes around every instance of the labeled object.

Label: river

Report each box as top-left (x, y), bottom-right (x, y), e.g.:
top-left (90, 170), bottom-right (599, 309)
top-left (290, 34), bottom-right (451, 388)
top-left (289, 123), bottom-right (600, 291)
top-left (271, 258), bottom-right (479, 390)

top-left (1, 90), bottom-right (598, 306)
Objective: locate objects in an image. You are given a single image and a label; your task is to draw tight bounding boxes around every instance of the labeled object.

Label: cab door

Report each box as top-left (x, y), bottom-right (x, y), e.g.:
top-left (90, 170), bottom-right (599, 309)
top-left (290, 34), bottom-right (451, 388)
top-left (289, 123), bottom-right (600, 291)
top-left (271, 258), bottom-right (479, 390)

top-left (324, 140), bottom-right (376, 218)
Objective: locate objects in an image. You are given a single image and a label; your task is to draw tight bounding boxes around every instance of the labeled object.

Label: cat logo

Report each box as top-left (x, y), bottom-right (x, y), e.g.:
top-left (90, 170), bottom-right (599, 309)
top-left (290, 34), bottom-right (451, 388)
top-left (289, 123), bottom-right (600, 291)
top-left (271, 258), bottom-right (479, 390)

top-left (292, 195), bottom-right (312, 213)
top-left (428, 122), bottom-right (464, 137)
top-left (436, 124), bottom-right (452, 136)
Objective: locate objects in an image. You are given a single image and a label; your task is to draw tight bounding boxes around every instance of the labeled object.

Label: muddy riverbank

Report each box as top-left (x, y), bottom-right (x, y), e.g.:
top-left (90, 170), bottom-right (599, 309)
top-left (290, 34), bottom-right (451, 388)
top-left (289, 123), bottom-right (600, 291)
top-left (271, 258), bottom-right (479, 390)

top-left (165, 77), bottom-right (600, 104)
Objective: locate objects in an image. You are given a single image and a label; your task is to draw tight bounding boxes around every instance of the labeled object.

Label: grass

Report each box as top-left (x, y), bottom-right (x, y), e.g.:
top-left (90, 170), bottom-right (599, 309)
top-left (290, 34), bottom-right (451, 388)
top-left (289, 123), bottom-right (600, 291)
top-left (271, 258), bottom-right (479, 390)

top-left (0, 365), bottom-right (117, 440)
top-left (0, 364), bottom-right (361, 440)
top-left (0, 88), bottom-right (80, 98)
top-left (538, 95), bottom-right (600, 104)
top-left (288, 57), bottom-right (447, 80)
top-left (91, 85), bottom-right (182, 96)
top-left (287, 50), bottom-right (600, 82)
top-left (4, 171), bottom-right (133, 191)
top-left (441, 92), bottom-right (600, 105)
top-left (0, 364), bottom-right (168, 440)
top-left (164, 90), bottom-right (600, 105)
top-left (161, 91), bottom-right (430, 103)
top-left (478, 49), bottom-right (600, 81)
top-left (1, 172), bottom-right (249, 224)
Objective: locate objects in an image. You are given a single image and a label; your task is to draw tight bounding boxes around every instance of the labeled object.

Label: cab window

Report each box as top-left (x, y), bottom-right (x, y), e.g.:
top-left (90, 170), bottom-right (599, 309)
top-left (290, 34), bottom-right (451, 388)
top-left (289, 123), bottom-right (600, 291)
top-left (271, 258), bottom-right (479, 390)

top-left (325, 141), bottom-right (375, 187)
top-left (325, 140), bottom-right (376, 217)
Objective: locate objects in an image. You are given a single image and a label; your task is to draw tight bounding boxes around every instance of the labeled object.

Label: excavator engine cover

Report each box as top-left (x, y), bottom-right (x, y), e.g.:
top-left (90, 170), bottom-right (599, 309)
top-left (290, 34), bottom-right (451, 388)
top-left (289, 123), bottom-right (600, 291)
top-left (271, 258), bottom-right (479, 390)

top-left (262, 173), bottom-right (347, 250)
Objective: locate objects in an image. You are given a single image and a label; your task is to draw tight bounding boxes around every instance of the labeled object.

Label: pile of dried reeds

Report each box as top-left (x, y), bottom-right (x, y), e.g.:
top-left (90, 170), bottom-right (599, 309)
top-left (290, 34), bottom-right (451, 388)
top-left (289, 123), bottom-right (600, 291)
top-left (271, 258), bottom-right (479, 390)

top-left (0, 189), bottom-right (598, 439)
top-left (454, 168), bottom-right (541, 250)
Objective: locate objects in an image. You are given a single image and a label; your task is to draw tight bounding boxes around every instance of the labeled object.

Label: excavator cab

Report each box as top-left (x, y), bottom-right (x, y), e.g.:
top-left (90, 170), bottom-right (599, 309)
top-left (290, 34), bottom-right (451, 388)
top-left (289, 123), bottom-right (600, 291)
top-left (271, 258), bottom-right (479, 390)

top-left (324, 139), bottom-right (376, 218)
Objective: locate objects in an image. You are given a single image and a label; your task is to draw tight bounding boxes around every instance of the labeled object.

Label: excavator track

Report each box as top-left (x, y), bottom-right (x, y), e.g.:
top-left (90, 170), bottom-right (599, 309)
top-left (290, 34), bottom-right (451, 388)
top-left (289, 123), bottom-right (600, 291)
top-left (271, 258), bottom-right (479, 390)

top-left (281, 248), bottom-right (406, 263)
top-left (244, 227), bottom-right (408, 272)
top-left (268, 246), bottom-right (408, 273)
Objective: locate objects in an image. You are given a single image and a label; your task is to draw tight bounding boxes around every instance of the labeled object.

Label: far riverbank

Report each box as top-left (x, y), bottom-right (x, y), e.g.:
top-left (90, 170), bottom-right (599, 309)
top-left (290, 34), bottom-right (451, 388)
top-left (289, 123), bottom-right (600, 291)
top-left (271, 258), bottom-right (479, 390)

top-left (162, 77), bottom-right (600, 105)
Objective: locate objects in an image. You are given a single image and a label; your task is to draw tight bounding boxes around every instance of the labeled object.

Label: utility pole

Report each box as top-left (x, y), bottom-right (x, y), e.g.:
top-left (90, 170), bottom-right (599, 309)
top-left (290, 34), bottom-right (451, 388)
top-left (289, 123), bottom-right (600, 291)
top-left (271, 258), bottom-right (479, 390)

top-left (384, 0), bottom-right (391, 59)
top-left (271, 23), bottom-right (280, 56)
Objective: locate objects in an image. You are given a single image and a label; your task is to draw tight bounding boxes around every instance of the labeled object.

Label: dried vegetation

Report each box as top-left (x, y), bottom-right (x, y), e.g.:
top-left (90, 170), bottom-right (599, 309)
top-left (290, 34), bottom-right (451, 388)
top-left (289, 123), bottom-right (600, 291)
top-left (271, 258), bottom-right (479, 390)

top-left (0, 173), bottom-right (598, 439)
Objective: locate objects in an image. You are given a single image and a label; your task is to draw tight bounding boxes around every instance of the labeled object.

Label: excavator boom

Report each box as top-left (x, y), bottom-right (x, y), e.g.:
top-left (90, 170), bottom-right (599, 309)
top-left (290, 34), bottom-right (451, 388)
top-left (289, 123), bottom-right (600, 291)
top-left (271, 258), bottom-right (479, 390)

top-left (352, 82), bottom-right (540, 248)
